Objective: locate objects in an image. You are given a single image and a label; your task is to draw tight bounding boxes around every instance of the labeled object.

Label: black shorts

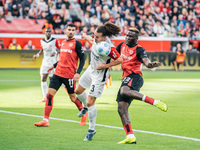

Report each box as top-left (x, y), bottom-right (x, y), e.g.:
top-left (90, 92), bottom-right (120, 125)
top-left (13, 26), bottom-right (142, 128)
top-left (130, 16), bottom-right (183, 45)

top-left (49, 74), bottom-right (75, 94)
top-left (116, 72), bottom-right (144, 105)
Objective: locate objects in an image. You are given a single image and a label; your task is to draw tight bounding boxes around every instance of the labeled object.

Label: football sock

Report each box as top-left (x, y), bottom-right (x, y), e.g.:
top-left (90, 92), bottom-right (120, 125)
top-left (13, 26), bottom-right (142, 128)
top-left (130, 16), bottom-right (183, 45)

top-left (88, 105), bottom-right (97, 130)
top-left (142, 95), bottom-right (155, 105)
top-left (76, 91), bottom-right (87, 108)
top-left (44, 93), bottom-right (54, 120)
top-left (41, 81), bottom-right (47, 99)
top-left (73, 98), bottom-right (83, 111)
top-left (124, 123), bottom-right (134, 135)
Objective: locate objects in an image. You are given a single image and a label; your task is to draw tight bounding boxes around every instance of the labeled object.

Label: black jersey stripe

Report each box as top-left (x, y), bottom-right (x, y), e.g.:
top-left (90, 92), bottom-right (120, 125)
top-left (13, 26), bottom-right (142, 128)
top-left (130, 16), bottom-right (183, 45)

top-left (42, 37), bottom-right (56, 43)
top-left (101, 59), bottom-right (111, 82)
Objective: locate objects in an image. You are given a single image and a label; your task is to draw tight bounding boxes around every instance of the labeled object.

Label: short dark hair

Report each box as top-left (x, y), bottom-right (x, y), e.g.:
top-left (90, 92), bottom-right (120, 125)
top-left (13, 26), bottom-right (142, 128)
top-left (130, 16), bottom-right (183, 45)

top-left (67, 23), bottom-right (76, 29)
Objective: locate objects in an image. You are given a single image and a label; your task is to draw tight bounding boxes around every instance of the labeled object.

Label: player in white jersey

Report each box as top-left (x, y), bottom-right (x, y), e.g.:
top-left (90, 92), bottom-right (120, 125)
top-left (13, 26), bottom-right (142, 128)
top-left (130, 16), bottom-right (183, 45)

top-left (33, 28), bottom-right (60, 102)
top-left (75, 21), bottom-right (123, 141)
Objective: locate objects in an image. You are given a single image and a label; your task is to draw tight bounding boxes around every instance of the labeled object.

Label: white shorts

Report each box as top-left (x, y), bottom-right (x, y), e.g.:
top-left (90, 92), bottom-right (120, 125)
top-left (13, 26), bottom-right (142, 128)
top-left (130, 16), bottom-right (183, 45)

top-left (40, 65), bottom-right (54, 77)
top-left (79, 66), bottom-right (108, 97)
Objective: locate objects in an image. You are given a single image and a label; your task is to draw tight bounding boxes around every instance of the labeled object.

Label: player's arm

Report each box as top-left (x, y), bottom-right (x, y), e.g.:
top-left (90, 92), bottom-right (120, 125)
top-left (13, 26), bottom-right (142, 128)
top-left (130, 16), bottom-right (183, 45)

top-left (47, 61), bottom-right (58, 74)
top-left (97, 47), bottom-right (123, 70)
top-left (137, 47), bottom-right (161, 68)
top-left (81, 32), bottom-right (94, 44)
top-left (50, 39), bottom-right (61, 56)
top-left (74, 41), bottom-right (86, 81)
top-left (33, 49), bottom-right (43, 59)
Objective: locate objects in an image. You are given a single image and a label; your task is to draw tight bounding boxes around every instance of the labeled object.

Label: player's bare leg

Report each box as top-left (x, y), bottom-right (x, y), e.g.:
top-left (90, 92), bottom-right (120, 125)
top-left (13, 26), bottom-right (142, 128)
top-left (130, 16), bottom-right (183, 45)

top-left (117, 101), bottom-right (136, 144)
top-left (120, 86), bottom-right (167, 111)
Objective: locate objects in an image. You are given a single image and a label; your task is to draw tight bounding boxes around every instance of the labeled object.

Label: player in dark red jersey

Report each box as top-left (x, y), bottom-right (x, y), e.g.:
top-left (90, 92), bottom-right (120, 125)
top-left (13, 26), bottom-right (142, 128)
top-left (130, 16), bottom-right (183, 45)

top-left (34, 24), bottom-right (87, 127)
top-left (116, 28), bottom-right (168, 144)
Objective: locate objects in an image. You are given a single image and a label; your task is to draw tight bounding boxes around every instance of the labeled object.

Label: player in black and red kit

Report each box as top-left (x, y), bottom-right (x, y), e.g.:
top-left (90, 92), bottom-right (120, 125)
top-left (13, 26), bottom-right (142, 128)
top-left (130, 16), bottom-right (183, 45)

top-left (34, 24), bottom-right (87, 127)
top-left (116, 28), bottom-right (168, 144)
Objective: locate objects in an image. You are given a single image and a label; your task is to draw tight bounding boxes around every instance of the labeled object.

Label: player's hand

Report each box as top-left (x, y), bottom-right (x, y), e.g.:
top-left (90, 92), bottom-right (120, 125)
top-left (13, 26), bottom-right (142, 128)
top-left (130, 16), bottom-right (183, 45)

top-left (81, 32), bottom-right (87, 40)
top-left (148, 62), bottom-right (161, 68)
top-left (73, 73), bottom-right (80, 82)
top-left (47, 66), bottom-right (54, 74)
top-left (97, 64), bottom-right (108, 70)
top-left (50, 52), bottom-right (56, 57)
top-left (33, 55), bottom-right (38, 59)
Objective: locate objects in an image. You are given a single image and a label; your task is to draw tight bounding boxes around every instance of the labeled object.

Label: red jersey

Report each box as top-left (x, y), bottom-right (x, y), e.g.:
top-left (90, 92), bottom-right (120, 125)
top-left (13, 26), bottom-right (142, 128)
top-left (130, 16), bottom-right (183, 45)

top-left (54, 39), bottom-right (85, 78)
top-left (116, 42), bottom-right (148, 79)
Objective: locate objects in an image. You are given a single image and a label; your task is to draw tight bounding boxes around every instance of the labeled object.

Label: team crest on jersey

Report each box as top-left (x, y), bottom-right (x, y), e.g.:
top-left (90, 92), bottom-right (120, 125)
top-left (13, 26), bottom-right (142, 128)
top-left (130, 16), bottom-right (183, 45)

top-left (129, 50), bottom-right (133, 55)
top-left (69, 43), bottom-right (73, 47)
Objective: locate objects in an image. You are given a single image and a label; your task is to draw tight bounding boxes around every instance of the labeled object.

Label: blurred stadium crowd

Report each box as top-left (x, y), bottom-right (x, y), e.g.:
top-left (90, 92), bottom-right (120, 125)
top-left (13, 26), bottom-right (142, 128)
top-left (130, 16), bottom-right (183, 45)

top-left (0, 0), bottom-right (200, 38)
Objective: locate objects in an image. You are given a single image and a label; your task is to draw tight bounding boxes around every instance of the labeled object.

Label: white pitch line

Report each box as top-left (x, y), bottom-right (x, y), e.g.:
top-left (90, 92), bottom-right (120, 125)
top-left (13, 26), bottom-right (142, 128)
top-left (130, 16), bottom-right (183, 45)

top-left (0, 110), bottom-right (200, 142)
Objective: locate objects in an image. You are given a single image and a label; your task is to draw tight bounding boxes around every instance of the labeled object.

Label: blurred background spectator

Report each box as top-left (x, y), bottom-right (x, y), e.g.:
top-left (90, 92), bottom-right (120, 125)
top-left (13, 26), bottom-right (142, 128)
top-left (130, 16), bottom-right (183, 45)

top-left (0, 0), bottom-right (199, 39)
top-left (23, 40), bottom-right (36, 50)
top-left (8, 38), bottom-right (21, 50)
top-left (0, 39), bottom-right (4, 49)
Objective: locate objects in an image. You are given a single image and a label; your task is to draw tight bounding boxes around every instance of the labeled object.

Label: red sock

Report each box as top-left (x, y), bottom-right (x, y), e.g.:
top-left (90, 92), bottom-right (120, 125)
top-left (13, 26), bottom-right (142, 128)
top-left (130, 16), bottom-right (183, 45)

top-left (73, 98), bottom-right (83, 111)
top-left (124, 123), bottom-right (133, 135)
top-left (44, 93), bottom-right (54, 119)
top-left (144, 96), bottom-right (155, 105)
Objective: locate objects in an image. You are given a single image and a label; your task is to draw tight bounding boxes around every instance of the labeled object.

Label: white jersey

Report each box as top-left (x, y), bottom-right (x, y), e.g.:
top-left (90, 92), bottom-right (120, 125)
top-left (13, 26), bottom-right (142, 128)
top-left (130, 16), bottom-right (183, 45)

top-left (40, 37), bottom-right (59, 67)
top-left (90, 37), bottom-right (114, 77)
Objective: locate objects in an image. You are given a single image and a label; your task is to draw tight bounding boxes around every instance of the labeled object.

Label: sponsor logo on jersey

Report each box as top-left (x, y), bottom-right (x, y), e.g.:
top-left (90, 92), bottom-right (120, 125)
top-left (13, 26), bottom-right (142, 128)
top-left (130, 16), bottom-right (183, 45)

top-left (69, 43), bottom-right (73, 47)
top-left (121, 54), bottom-right (132, 60)
top-left (61, 49), bottom-right (72, 53)
top-left (91, 51), bottom-right (99, 60)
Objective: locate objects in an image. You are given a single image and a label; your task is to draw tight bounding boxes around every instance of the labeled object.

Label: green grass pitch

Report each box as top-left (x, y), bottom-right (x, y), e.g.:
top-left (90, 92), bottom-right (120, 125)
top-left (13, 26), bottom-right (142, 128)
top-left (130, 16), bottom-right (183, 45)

top-left (0, 69), bottom-right (200, 150)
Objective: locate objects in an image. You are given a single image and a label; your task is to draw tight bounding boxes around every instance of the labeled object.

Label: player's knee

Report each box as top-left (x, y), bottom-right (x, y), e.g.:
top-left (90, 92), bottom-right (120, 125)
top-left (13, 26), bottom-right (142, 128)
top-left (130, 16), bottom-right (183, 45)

top-left (120, 88), bottom-right (128, 97)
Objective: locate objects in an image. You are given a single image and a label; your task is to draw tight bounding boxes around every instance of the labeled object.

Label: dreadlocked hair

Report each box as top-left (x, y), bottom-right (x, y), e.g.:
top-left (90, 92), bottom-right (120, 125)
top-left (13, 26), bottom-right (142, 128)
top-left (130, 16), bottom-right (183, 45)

top-left (97, 21), bottom-right (121, 38)
top-left (129, 28), bottom-right (139, 34)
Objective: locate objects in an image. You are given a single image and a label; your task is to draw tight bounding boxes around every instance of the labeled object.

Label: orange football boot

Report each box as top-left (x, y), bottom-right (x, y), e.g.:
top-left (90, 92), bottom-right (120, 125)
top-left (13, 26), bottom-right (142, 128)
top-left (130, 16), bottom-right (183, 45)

top-left (34, 120), bottom-right (49, 127)
top-left (80, 112), bottom-right (88, 126)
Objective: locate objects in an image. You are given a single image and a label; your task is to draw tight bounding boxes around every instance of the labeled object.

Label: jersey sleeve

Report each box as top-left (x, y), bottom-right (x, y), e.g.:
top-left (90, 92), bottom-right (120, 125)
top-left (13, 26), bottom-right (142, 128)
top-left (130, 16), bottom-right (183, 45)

top-left (39, 39), bottom-right (43, 49)
top-left (55, 39), bottom-right (61, 49)
top-left (75, 40), bottom-right (85, 74)
top-left (116, 42), bottom-right (124, 54)
top-left (108, 47), bottom-right (121, 60)
top-left (136, 47), bottom-right (148, 62)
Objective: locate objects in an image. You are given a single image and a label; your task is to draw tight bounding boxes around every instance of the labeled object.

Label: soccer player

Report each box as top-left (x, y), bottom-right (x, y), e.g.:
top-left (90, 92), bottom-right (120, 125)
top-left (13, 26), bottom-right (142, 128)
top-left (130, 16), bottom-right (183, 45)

top-left (116, 28), bottom-right (167, 144)
top-left (33, 28), bottom-right (60, 103)
top-left (75, 21), bottom-right (123, 141)
top-left (34, 24), bottom-right (87, 127)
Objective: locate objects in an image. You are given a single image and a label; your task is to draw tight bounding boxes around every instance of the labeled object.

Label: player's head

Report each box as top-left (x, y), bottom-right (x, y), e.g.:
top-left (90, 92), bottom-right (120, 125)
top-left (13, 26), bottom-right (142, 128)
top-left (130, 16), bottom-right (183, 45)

top-left (125, 28), bottom-right (139, 47)
top-left (66, 23), bottom-right (76, 39)
top-left (94, 21), bottom-right (121, 43)
top-left (45, 28), bottom-right (52, 39)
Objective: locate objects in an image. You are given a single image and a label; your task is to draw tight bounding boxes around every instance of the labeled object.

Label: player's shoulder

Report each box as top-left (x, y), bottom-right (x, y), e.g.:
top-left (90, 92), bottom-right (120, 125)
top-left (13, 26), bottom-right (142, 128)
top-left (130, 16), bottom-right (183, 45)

top-left (136, 44), bottom-right (145, 51)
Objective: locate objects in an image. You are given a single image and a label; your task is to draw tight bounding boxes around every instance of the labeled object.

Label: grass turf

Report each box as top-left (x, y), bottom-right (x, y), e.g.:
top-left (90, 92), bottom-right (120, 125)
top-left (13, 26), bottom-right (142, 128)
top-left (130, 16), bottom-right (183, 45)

top-left (0, 69), bottom-right (200, 150)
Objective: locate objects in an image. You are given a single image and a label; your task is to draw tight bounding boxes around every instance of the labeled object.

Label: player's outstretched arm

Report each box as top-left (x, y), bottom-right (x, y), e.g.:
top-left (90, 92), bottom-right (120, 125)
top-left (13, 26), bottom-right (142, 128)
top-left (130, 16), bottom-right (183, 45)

top-left (97, 56), bottom-right (123, 70)
top-left (142, 58), bottom-right (161, 68)
top-left (81, 32), bottom-right (94, 44)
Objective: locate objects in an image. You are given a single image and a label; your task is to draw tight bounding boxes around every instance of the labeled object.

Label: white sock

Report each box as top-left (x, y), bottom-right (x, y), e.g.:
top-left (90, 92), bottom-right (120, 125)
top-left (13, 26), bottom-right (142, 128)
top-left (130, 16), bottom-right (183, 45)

top-left (41, 81), bottom-right (47, 99)
top-left (88, 105), bottom-right (97, 130)
top-left (142, 95), bottom-right (146, 101)
top-left (77, 91), bottom-right (87, 108)
top-left (127, 134), bottom-right (135, 138)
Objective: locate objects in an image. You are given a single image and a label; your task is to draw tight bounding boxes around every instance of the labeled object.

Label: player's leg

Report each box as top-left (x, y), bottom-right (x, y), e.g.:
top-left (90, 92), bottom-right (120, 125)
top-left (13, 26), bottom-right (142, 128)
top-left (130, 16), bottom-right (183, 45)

top-left (84, 95), bottom-right (97, 141)
top-left (65, 78), bottom-right (87, 126)
top-left (34, 74), bottom-right (62, 127)
top-left (116, 87), bottom-right (136, 144)
top-left (120, 74), bottom-right (167, 112)
top-left (117, 102), bottom-right (136, 144)
top-left (75, 68), bottom-right (92, 116)
top-left (38, 72), bottom-right (48, 102)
